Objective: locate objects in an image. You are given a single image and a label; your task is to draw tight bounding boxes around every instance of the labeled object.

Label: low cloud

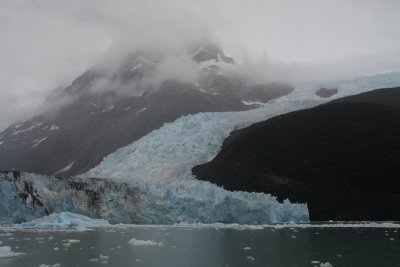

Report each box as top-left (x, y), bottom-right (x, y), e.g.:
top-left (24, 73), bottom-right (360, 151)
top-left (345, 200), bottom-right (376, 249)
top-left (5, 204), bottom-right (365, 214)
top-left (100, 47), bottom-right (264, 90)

top-left (1, 0), bottom-right (400, 128)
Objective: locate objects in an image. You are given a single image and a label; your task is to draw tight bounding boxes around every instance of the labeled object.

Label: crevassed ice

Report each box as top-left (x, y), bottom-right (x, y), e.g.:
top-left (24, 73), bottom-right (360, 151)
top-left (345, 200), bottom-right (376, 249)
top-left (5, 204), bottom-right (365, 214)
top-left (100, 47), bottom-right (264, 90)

top-left (85, 72), bottom-right (400, 224)
top-left (0, 172), bottom-right (307, 224)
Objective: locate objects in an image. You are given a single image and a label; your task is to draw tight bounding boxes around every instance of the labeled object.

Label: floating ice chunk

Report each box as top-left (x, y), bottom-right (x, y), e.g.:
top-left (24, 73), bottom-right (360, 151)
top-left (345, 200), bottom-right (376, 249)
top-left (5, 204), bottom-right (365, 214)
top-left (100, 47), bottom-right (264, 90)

top-left (320, 262), bottom-right (333, 267)
top-left (63, 239), bottom-right (80, 244)
top-left (0, 246), bottom-right (24, 258)
top-left (246, 256), bottom-right (255, 261)
top-left (128, 238), bottom-right (163, 246)
top-left (243, 247), bottom-right (251, 250)
top-left (0, 233), bottom-right (12, 237)
top-left (38, 264), bottom-right (60, 267)
top-left (311, 261), bottom-right (320, 264)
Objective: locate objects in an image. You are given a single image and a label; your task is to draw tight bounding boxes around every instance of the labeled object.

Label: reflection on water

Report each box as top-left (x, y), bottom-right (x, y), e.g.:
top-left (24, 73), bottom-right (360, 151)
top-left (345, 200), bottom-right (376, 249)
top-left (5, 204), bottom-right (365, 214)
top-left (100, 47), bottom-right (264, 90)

top-left (0, 225), bottom-right (399, 267)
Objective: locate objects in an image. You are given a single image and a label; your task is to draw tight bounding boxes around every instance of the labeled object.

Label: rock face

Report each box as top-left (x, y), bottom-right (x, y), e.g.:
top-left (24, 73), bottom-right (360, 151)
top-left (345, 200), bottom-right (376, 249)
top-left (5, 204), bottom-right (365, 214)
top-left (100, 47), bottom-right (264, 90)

top-left (192, 87), bottom-right (400, 221)
top-left (315, 88), bottom-right (338, 98)
top-left (0, 46), bottom-right (293, 176)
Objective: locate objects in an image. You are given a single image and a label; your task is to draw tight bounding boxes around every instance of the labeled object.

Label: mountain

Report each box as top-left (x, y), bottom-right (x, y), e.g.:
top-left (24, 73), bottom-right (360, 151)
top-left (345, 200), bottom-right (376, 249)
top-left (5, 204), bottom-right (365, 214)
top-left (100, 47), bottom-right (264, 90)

top-left (0, 44), bottom-right (293, 176)
top-left (1, 72), bottom-right (400, 224)
top-left (192, 86), bottom-right (400, 221)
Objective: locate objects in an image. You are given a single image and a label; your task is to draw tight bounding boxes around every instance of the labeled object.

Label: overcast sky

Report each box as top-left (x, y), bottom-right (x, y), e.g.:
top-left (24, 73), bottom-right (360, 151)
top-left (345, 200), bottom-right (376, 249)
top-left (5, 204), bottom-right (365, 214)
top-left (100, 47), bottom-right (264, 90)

top-left (1, 0), bottom-right (400, 129)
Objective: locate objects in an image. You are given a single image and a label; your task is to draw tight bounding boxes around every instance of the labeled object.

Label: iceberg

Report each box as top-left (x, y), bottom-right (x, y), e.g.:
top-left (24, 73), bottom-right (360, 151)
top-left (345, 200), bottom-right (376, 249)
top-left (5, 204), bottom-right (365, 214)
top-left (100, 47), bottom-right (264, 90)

top-left (0, 246), bottom-right (24, 259)
top-left (128, 238), bottom-right (163, 246)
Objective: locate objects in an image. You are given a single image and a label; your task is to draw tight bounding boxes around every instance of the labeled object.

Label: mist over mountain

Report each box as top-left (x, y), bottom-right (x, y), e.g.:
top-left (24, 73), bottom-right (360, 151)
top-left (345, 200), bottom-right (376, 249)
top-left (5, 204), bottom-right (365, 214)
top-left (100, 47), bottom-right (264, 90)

top-left (1, 0), bottom-right (400, 129)
top-left (0, 43), bottom-right (294, 176)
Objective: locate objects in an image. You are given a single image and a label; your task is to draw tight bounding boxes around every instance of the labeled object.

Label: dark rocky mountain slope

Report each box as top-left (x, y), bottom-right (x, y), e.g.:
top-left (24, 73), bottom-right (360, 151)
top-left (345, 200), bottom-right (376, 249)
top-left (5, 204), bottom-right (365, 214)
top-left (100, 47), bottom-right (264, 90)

top-left (0, 44), bottom-right (293, 176)
top-left (192, 87), bottom-right (400, 221)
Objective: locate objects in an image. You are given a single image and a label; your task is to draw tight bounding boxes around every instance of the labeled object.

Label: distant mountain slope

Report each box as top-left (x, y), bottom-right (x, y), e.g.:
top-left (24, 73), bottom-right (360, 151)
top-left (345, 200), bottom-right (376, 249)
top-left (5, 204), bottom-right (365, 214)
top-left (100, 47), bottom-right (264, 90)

top-left (0, 44), bottom-right (293, 176)
top-left (192, 87), bottom-right (400, 221)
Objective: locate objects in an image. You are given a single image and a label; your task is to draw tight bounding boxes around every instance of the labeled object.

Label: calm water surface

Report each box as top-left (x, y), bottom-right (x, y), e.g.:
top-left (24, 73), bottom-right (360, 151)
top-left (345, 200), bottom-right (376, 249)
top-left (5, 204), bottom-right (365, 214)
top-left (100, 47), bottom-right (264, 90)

top-left (0, 225), bottom-right (399, 267)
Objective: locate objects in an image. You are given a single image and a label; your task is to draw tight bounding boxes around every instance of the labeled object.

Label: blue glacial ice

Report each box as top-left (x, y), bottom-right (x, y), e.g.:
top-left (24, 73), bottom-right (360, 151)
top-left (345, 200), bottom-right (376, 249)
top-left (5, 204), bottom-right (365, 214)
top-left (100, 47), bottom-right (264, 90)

top-left (0, 171), bottom-right (307, 224)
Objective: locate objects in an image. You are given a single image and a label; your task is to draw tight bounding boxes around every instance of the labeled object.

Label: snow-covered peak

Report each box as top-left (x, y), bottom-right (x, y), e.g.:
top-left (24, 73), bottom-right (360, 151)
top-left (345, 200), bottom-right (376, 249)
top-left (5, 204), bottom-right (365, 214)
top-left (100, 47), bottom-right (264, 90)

top-left (191, 43), bottom-right (235, 64)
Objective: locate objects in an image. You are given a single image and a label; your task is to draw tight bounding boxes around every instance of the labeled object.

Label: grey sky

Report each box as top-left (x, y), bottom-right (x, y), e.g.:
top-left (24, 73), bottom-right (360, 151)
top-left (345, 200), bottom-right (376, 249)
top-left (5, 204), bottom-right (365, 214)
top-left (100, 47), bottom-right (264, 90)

top-left (1, 0), bottom-right (400, 129)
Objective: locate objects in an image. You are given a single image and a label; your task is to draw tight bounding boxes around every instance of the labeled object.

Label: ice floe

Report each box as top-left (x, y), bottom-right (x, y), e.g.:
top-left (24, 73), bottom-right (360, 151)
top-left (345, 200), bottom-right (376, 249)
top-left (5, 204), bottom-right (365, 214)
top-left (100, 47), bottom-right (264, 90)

top-left (128, 238), bottom-right (164, 246)
top-left (0, 246), bottom-right (24, 258)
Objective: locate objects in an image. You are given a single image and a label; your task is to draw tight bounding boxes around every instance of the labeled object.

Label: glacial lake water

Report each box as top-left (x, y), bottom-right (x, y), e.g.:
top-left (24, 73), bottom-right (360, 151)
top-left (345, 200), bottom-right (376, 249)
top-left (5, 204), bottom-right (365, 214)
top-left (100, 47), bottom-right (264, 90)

top-left (0, 224), bottom-right (399, 267)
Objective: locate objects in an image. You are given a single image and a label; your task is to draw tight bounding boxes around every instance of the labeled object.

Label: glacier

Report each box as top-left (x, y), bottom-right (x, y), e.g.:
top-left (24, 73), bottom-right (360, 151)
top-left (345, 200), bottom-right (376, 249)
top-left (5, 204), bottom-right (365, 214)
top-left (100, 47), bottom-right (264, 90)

top-left (86, 72), bottom-right (400, 182)
top-left (2, 72), bottom-right (400, 225)
top-left (83, 72), bottom-right (400, 223)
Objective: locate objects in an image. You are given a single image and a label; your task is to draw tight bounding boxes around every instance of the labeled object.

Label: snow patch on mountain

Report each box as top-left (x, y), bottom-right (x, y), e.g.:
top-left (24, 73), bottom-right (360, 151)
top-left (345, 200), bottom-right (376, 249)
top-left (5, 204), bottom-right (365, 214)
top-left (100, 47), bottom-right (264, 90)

top-left (32, 137), bottom-right (48, 147)
top-left (49, 125), bottom-right (60, 131)
top-left (242, 100), bottom-right (265, 106)
top-left (53, 162), bottom-right (75, 175)
top-left (13, 122), bottom-right (43, 135)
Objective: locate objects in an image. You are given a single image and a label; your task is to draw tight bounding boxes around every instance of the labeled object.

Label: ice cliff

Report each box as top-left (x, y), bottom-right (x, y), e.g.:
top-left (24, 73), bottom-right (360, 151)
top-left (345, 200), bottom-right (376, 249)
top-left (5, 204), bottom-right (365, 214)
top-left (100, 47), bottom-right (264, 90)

top-left (0, 171), bottom-right (307, 224)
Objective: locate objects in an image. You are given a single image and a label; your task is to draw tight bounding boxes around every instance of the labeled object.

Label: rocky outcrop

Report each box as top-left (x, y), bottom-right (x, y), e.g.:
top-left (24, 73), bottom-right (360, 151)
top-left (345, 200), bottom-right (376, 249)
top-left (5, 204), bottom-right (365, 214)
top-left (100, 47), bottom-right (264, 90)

top-left (315, 88), bottom-right (338, 98)
top-left (193, 87), bottom-right (400, 221)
